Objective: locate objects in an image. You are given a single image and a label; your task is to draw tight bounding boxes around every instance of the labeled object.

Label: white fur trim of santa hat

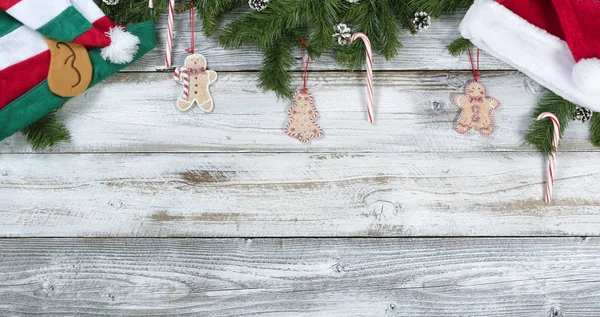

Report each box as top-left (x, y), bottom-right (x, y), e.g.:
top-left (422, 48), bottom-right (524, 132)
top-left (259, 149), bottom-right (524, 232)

top-left (459, 0), bottom-right (600, 111)
top-left (573, 58), bottom-right (600, 96)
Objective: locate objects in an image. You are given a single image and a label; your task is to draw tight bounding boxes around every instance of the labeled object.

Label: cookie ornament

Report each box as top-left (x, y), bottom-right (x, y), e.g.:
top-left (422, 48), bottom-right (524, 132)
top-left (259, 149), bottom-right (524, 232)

top-left (452, 48), bottom-right (500, 136)
top-left (171, 5), bottom-right (217, 112)
top-left (174, 54), bottom-right (218, 112)
top-left (285, 39), bottom-right (323, 142)
top-left (286, 89), bottom-right (323, 142)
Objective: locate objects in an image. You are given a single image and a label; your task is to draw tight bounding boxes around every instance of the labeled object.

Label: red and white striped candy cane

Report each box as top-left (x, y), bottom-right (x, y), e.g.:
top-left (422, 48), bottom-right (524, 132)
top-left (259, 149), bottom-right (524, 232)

top-left (350, 32), bottom-right (374, 123)
top-left (173, 67), bottom-right (189, 100)
top-left (536, 112), bottom-right (561, 203)
top-left (165, 0), bottom-right (175, 68)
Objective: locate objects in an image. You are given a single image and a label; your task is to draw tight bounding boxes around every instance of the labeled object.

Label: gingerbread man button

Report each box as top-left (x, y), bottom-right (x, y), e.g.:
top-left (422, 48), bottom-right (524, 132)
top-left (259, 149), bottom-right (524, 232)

top-left (174, 54), bottom-right (217, 112)
top-left (452, 82), bottom-right (500, 136)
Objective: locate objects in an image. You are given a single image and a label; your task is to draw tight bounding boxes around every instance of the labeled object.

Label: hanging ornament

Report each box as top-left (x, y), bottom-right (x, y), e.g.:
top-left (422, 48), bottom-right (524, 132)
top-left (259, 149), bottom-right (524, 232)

top-left (285, 39), bottom-right (323, 143)
top-left (412, 12), bottom-right (431, 32)
top-left (102, 0), bottom-right (120, 5)
top-left (573, 106), bottom-right (593, 123)
top-left (173, 4), bottom-right (218, 112)
top-left (452, 48), bottom-right (500, 136)
top-left (332, 23), bottom-right (352, 45)
top-left (248, 0), bottom-right (269, 11)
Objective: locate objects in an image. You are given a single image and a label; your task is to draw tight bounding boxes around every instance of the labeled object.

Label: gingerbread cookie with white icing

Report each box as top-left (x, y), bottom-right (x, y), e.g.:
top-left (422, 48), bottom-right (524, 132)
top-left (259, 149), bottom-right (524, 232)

top-left (174, 54), bottom-right (217, 112)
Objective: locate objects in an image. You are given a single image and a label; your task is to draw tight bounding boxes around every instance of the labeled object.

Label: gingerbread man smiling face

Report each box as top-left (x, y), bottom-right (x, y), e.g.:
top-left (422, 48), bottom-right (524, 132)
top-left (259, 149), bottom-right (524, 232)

top-left (452, 82), bottom-right (500, 136)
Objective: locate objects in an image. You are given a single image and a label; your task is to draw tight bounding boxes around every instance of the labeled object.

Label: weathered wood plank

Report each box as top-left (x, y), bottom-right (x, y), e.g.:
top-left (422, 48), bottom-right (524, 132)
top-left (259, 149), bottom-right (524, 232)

top-left (0, 237), bottom-right (597, 316)
top-left (2, 152), bottom-right (600, 237)
top-left (1, 71), bottom-right (593, 153)
top-left (131, 13), bottom-right (511, 71)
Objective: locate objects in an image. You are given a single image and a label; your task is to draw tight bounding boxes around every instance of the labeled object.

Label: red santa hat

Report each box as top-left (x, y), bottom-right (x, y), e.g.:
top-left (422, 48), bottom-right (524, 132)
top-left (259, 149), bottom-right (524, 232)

top-left (460, 0), bottom-right (600, 111)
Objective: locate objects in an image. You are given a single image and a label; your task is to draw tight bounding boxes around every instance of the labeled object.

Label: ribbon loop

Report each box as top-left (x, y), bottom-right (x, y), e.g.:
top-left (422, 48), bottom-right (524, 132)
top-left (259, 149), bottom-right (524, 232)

top-left (300, 38), bottom-right (310, 93)
top-left (185, 3), bottom-right (195, 54)
top-left (468, 47), bottom-right (480, 82)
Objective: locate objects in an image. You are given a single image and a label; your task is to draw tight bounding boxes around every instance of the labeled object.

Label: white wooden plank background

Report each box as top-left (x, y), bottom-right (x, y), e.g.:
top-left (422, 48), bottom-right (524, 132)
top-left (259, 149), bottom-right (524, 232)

top-left (2, 152), bottom-right (600, 237)
top-left (0, 238), bottom-right (597, 316)
top-left (2, 11), bottom-right (599, 316)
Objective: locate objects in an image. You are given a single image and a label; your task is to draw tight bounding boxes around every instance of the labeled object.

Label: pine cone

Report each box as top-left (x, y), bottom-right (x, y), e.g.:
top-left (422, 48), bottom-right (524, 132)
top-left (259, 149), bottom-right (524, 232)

top-left (573, 106), bottom-right (593, 123)
top-left (248, 0), bottom-right (268, 11)
top-left (413, 12), bottom-right (432, 32)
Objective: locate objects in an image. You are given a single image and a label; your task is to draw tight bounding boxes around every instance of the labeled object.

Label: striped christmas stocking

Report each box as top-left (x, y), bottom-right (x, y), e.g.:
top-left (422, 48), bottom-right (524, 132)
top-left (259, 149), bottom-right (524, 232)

top-left (0, 0), bottom-right (157, 141)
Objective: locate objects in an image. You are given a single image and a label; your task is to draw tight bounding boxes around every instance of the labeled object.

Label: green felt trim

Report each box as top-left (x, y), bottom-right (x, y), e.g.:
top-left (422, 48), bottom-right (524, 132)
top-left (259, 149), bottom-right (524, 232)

top-left (0, 11), bottom-right (22, 37)
top-left (0, 21), bottom-right (157, 141)
top-left (36, 6), bottom-right (92, 42)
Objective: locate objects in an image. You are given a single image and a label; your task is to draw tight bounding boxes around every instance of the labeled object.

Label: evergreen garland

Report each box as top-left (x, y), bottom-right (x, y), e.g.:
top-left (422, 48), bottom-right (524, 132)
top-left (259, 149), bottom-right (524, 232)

top-left (524, 92), bottom-right (577, 155)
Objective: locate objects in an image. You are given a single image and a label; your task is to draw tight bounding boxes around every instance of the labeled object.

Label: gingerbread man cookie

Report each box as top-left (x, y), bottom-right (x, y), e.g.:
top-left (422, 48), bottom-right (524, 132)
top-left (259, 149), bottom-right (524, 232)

top-left (452, 82), bottom-right (500, 136)
top-left (285, 89), bottom-right (323, 142)
top-left (174, 54), bottom-right (217, 112)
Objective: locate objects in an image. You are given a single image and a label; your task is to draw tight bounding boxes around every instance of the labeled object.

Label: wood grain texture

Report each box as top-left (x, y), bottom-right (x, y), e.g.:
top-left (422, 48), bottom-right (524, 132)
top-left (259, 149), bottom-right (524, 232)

top-left (1, 237), bottom-right (598, 316)
top-left (1, 71), bottom-right (594, 154)
top-left (131, 13), bottom-right (511, 71)
top-left (2, 152), bottom-right (600, 237)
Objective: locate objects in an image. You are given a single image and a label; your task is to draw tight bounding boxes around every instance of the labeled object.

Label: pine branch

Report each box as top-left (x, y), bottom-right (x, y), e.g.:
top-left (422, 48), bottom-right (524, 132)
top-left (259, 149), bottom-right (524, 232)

top-left (525, 92), bottom-right (577, 155)
top-left (589, 112), bottom-right (600, 148)
top-left (409, 0), bottom-right (474, 18)
top-left (259, 36), bottom-right (296, 98)
top-left (335, 0), bottom-right (410, 68)
top-left (189, 0), bottom-right (245, 37)
top-left (447, 37), bottom-right (471, 56)
top-left (377, 0), bottom-right (403, 59)
top-left (21, 109), bottom-right (71, 151)
top-left (307, 0), bottom-right (340, 58)
top-left (95, 0), bottom-right (166, 24)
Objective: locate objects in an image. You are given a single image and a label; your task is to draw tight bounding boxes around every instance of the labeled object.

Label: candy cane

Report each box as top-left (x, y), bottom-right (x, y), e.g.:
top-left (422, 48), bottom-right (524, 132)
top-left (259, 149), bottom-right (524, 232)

top-left (165, 0), bottom-right (175, 68)
top-left (536, 112), bottom-right (561, 203)
top-left (174, 67), bottom-right (190, 100)
top-left (350, 32), bottom-right (374, 124)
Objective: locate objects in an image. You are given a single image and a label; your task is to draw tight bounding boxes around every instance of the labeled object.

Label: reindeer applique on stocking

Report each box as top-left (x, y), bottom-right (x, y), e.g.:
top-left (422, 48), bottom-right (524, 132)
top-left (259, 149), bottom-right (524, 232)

top-left (174, 54), bottom-right (217, 112)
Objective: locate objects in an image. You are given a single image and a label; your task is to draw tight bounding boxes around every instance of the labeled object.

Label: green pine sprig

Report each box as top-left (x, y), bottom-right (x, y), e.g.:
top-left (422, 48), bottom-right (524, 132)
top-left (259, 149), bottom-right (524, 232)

top-left (447, 37), bottom-right (471, 57)
top-left (525, 92), bottom-right (577, 155)
top-left (21, 109), bottom-right (71, 151)
top-left (589, 112), bottom-right (600, 148)
top-left (95, 0), bottom-right (167, 24)
top-left (409, 0), bottom-right (474, 18)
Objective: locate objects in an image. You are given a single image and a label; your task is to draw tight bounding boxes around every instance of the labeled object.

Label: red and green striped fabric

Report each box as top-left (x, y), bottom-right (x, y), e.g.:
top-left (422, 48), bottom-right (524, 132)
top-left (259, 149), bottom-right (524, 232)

top-left (0, 0), bottom-right (157, 141)
top-left (0, 0), bottom-right (121, 112)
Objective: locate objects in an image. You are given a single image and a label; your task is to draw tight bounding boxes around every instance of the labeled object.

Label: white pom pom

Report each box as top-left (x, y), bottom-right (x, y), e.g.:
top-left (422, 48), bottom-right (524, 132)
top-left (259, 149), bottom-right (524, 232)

top-left (100, 26), bottom-right (140, 64)
top-left (572, 58), bottom-right (600, 95)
